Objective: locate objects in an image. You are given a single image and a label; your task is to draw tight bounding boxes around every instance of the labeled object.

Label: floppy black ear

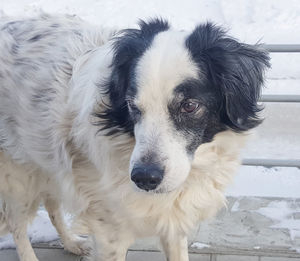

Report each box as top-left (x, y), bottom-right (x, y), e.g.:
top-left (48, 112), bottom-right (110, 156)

top-left (220, 43), bottom-right (270, 131)
top-left (96, 18), bottom-right (169, 135)
top-left (186, 23), bottom-right (270, 131)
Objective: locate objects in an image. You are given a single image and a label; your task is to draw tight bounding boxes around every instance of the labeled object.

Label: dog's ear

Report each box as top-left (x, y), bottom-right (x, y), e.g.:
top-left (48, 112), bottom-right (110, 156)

top-left (97, 19), bottom-right (169, 135)
top-left (220, 42), bottom-right (271, 131)
top-left (186, 23), bottom-right (270, 131)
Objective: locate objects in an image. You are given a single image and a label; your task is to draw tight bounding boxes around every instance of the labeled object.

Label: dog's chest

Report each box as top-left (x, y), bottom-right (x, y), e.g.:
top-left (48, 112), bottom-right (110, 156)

top-left (100, 184), bottom-right (203, 238)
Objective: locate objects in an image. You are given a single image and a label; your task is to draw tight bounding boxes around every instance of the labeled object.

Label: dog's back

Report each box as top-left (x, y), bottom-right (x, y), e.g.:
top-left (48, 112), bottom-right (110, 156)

top-left (0, 14), bottom-right (113, 169)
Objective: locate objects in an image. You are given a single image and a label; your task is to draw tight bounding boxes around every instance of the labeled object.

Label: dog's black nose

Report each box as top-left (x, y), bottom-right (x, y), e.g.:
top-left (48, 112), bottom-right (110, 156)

top-left (131, 164), bottom-right (164, 191)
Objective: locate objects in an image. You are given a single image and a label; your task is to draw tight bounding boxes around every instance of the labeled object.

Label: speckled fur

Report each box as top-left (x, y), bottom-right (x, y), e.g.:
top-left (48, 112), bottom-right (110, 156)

top-left (0, 14), bottom-right (113, 261)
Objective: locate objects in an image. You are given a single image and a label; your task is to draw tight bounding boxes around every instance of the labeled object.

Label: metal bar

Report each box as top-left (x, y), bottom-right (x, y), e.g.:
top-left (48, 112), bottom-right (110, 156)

top-left (242, 45), bottom-right (300, 168)
top-left (264, 44), bottom-right (300, 52)
top-left (260, 95), bottom-right (300, 103)
top-left (242, 158), bottom-right (300, 168)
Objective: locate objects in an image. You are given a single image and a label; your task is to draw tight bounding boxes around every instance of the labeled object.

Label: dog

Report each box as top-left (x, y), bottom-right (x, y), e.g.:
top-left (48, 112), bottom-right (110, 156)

top-left (0, 14), bottom-right (269, 261)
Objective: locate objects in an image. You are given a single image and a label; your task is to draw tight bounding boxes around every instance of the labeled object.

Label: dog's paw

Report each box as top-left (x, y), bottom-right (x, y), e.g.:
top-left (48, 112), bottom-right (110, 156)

top-left (63, 236), bottom-right (91, 256)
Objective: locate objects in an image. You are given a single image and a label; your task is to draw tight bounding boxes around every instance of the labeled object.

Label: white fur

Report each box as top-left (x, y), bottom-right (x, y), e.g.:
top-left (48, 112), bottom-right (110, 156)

top-left (0, 14), bottom-right (249, 261)
top-left (131, 30), bottom-right (200, 192)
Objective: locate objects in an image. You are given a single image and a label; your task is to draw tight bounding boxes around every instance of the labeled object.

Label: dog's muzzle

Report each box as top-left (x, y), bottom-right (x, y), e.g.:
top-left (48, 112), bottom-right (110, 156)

top-left (131, 164), bottom-right (164, 191)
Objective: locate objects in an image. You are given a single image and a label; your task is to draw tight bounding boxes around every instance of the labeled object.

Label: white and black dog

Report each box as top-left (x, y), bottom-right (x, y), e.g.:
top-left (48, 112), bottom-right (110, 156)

top-left (0, 14), bottom-right (269, 261)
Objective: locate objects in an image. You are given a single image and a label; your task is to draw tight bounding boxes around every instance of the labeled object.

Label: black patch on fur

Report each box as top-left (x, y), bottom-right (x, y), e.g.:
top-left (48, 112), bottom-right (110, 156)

top-left (168, 79), bottom-right (226, 154)
top-left (11, 44), bottom-right (19, 55)
top-left (186, 23), bottom-right (270, 132)
top-left (29, 34), bottom-right (43, 42)
top-left (94, 18), bottom-right (169, 135)
top-left (50, 23), bottom-right (60, 28)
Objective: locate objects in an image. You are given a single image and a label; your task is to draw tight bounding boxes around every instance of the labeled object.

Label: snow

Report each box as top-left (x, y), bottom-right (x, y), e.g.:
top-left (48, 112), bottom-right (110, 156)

top-left (190, 242), bottom-right (211, 249)
top-left (0, 0), bottom-right (299, 248)
top-left (291, 247), bottom-right (300, 254)
top-left (1, 0), bottom-right (300, 44)
top-left (255, 200), bottom-right (300, 241)
top-left (231, 200), bottom-right (240, 212)
top-left (226, 166), bottom-right (300, 198)
top-left (256, 200), bottom-right (293, 220)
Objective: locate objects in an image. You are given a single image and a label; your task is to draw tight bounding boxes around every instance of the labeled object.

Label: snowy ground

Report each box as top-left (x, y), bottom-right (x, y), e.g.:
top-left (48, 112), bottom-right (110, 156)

top-left (0, 0), bottom-right (299, 248)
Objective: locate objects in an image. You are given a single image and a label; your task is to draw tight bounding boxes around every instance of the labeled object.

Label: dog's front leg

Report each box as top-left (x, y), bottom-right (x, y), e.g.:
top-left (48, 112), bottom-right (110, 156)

top-left (4, 200), bottom-right (40, 261)
top-left (91, 222), bottom-right (134, 261)
top-left (160, 234), bottom-right (189, 261)
top-left (11, 222), bottom-right (39, 261)
top-left (44, 197), bottom-right (91, 256)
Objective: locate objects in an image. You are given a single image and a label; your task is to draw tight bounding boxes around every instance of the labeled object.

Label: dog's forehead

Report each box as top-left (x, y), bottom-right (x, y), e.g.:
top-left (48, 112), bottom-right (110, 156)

top-left (134, 30), bottom-right (199, 106)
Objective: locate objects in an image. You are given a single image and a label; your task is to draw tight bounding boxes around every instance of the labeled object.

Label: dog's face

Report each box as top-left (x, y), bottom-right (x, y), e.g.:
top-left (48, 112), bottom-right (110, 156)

top-left (98, 19), bottom-right (270, 193)
top-left (127, 30), bottom-right (226, 193)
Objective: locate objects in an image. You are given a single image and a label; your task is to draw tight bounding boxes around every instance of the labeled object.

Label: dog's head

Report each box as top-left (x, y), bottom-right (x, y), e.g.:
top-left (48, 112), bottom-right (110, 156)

top-left (99, 19), bottom-right (270, 193)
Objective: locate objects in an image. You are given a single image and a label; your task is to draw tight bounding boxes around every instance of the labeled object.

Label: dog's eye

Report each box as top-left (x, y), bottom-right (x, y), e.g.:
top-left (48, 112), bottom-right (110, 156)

top-left (181, 101), bottom-right (199, 113)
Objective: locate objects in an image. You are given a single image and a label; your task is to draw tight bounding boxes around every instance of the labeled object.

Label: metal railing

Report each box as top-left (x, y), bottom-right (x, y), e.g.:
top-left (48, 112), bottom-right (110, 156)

top-left (242, 159), bottom-right (300, 168)
top-left (263, 44), bottom-right (300, 53)
top-left (260, 95), bottom-right (300, 103)
top-left (242, 44), bottom-right (300, 168)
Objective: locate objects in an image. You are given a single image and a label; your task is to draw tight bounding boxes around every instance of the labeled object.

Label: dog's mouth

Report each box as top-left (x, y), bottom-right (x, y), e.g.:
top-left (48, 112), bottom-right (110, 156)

top-left (131, 180), bottom-right (176, 194)
top-left (135, 186), bottom-right (172, 194)
top-left (152, 187), bottom-right (174, 194)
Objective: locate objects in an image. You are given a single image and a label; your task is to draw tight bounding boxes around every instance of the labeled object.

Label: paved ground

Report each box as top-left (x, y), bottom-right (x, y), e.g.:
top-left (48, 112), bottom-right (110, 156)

top-left (1, 248), bottom-right (300, 261)
top-left (1, 197), bottom-right (300, 260)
